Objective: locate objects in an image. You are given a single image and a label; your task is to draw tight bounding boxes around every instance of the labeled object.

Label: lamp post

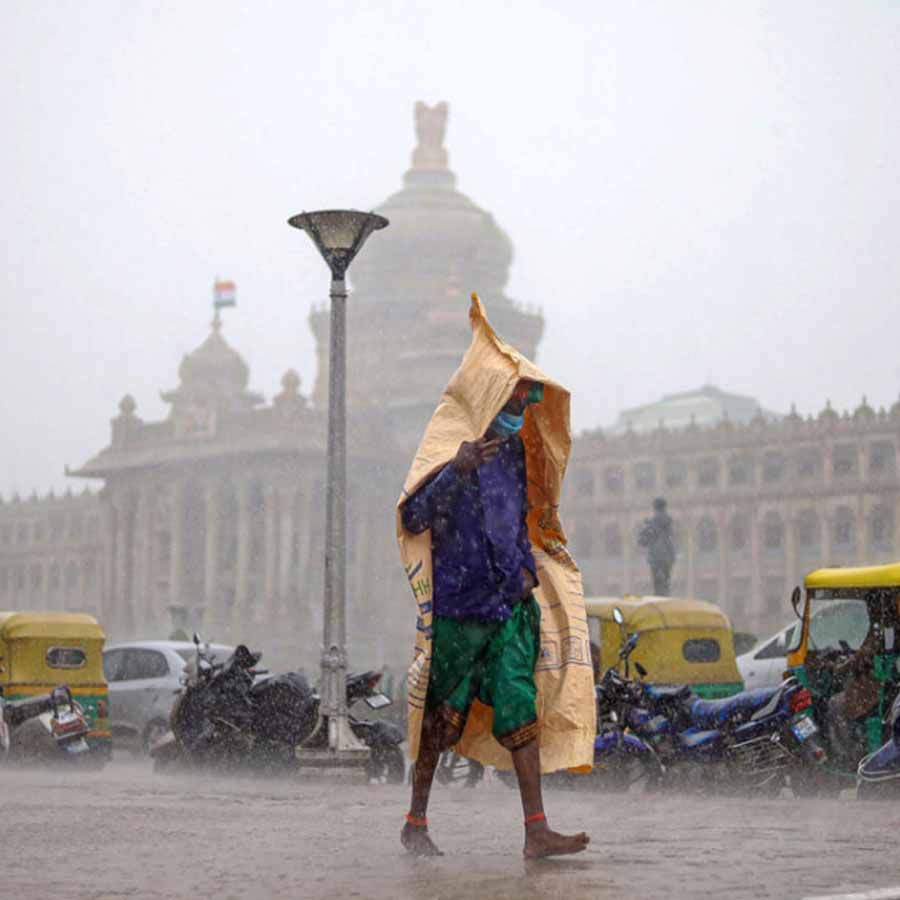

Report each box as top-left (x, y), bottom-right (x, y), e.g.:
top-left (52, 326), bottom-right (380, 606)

top-left (287, 210), bottom-right (388, 755)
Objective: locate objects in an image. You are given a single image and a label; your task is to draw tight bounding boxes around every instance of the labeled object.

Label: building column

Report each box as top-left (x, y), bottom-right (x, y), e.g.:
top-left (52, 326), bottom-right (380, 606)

top-left (114, 493), bottom-right (136, 634)
top-left (101, 496), bottom-right (117, 628)
top-left (717, 508), bottom-right (728, 610)
top-left (263, 485), bottom-right (279, 620)
top-left (623, 515), bottom-right (634, 592)
top-left (279, 486), bottom-right (296, 612)
top-left (858, 494), bottom-right (870, 564)
top-left (784, 499), bottom-right (797, 601)
top-left (233, 479), bottom-right (252, 627)
top-left (749, 504), bottom-right (762, 632)
top-left (136, 484), bottom-right (155, 633)
top-left (169, 479), bottom-right (184, 616)
top-left (204, 480), bottom-right (220, 627)
top-left (685, 514), bottom-right (696, 597)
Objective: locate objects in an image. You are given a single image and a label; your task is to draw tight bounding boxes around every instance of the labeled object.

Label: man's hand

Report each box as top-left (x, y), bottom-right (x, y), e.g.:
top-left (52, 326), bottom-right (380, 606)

top-left (451, 437), bottom-right (500, 474)
top-left (521, 567), bottom-right (537, 597)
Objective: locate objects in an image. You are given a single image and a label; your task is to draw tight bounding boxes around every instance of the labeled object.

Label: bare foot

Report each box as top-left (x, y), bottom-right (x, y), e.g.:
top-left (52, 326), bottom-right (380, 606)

top-left (401, 822), bottom-right (444, 857)
top-left (523, 822), bottom-right (590, 859)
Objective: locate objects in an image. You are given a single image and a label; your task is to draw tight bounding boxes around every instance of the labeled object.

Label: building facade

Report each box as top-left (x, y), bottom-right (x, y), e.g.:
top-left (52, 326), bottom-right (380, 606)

top-left (566, 393), bottom-right (900, 636)
top-left (0, 101), bottom-right (543, 672)
top-left (2, 103), bottom-right (897, 663)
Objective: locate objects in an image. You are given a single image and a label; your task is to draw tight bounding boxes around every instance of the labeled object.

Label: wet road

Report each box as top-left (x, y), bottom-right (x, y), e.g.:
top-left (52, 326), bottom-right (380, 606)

top-left (2, 760), bottom-right (898, 900)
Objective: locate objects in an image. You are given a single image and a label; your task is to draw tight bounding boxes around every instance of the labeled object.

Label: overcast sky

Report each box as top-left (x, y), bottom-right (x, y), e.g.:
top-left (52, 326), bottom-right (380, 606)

top-left (3, 1), bottom-right (898, 496)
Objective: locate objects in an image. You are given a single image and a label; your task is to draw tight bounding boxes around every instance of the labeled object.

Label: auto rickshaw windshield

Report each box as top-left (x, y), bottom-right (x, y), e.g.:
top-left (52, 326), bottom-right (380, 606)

top-left (799, 592), bottom-right (872, 653)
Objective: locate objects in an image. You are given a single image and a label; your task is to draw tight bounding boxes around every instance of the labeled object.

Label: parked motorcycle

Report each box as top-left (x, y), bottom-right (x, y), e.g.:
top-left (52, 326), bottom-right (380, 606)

top-left (152, 635), bottom-right (404, 781)
top-left (596, 607), bottom-right (827, 795)
top-left (857, 693), bottom-right (900, 799)
top-left (1, 684), bottom-right (92, 763)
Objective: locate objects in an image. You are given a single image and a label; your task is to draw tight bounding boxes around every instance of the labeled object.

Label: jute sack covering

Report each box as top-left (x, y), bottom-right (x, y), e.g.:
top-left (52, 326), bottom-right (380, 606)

top-left (396, 294), bottom-right (596, 772)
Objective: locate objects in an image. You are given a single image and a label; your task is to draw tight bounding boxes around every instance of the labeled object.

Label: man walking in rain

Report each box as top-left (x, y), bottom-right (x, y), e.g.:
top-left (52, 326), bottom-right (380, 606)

top-left (396, 295), bottom-right (595, 858)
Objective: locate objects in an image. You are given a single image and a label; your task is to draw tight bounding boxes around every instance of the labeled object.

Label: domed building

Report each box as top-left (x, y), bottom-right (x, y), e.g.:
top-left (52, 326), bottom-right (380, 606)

top-left (0, 102), bottom-right (545, 673)
top-left (1, 102), bottom-right (897, 665)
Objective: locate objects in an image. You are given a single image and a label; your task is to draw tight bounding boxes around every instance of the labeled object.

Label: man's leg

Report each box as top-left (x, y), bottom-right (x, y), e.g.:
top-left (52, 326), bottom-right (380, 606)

top-left (491, 599), bottom-right (589, 858)
top-left (401, 708), bottom-right (460, 856)
top-left (511, 738), bottom-right (590, 859)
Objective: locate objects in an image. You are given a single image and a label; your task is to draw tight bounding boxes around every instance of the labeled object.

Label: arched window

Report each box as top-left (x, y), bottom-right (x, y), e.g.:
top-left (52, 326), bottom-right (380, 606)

top-left (795, 509), bottom-right (820, 551)
top-left (604, 524), bottom-right (623, 558)
top-left (729, 515), bottom-right (749, 553)
top-left (869, 506), bottom-right (893, 549)
top-left (763, 452), bottom-right (786, 483)
top-left (49, 562), bottom-right (61, 592)
top-left (833, 507), bottom-right (856, 549)
top-left (796, 448), bottom-right (822, 479)
top-left (697, 458), bottom-right (720, 488)
top-left (833, 445), bottom-right (858, 478)
top-left (728, 456), bottom-right (752, 486)
top-left (697, 517), bottom-right (718, 554)
top-left (665, 460), bottom-right (687, 489)
top-left (573, 525), bottom-right (593, 560)
top-left (762, 512), bottom-right (784, 553)
top-left (870, 442), bottom-right (896, 477)
top-left (573, 468), bottom-right (594, 498)
top-left (605, 466), bottom-right (624, 495)
top-left (65, 561), bottom-right (79, 593)
top-left (634, 462), bottom-right (656, 492)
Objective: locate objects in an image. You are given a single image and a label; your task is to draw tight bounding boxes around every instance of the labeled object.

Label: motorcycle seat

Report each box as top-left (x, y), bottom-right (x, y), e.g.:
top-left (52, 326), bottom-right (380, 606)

top-left (677, 729), bottom-right (721, 751)
top-left (689, 687), bottom-right (781, 728)
top-left (644, 684), bottom-right (692, 702)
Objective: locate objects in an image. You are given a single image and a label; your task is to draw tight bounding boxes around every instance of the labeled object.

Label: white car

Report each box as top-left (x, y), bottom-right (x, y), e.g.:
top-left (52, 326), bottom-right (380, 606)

top-left (737, 622), bottom-right (799, 690)
top-left (103, 640), bottom-right (236, 753)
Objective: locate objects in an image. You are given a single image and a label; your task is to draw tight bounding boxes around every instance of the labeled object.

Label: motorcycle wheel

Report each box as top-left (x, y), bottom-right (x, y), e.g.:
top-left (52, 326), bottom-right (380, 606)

top-left (367, 745), bottom-right (406, 784)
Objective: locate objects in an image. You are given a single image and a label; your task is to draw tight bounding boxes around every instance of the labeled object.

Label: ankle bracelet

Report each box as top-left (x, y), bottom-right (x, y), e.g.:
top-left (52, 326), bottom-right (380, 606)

top-left (524, 812), bottom-right (546, 825)
top-left (405, 813), bottom-right (428, 827)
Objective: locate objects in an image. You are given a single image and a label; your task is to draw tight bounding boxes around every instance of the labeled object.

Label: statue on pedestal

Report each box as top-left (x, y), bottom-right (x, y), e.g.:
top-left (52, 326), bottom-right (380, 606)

top-left (638, 497), bottom-right (676, 596)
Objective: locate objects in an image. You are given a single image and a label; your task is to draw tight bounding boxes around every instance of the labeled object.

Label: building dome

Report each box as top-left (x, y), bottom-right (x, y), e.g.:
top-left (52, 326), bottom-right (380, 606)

top-left (163, 313), bottom-right (261, 418)
top-left (309, 101), bottom-right (543, 415)
top-left (177, 323), bottom-right (250, 397)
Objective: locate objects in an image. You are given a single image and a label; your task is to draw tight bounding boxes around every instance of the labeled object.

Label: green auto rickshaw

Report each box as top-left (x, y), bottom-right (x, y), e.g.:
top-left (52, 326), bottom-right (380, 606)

top-left (786, 562), bottom-right (900, 793)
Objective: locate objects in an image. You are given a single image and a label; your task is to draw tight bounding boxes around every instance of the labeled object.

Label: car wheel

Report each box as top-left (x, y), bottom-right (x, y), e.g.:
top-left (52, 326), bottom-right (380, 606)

top-left (143, 719), bottom-right (170, 755)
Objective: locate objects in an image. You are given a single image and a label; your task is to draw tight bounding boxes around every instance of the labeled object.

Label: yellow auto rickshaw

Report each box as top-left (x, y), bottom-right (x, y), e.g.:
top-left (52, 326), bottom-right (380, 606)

top-left (585, 596), bottom-right (744, 699)
top-left (785, 562), bottom-right (900, 786)
top-left (0, 611), bottom-right (111, 759)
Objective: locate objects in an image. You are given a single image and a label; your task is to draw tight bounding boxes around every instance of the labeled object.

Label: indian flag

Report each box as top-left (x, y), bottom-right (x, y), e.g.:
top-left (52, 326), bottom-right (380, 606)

top-left (213, 279), bottom-right (237, 308)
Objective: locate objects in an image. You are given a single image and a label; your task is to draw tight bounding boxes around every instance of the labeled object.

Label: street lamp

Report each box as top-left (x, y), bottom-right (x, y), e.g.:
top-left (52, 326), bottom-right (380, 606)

top-left (287, 209), bottom-right (388, 756)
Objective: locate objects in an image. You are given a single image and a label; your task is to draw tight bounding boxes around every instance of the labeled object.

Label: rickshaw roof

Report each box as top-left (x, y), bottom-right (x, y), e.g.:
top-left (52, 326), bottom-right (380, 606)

top-left (804, 562), bottom-right (900, 590)
top-left (0, 611), bottom-right (105, 641)
top-left (583, 596), bottom-right (733, 632)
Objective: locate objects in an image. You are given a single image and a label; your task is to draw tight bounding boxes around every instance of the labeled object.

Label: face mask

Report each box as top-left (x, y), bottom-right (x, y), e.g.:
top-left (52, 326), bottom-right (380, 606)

top-left (491, 410), bottom-right (524, 438)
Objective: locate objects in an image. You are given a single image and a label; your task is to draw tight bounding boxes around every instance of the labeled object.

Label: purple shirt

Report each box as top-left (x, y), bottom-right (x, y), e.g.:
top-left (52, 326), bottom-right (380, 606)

top-left (401, 436), bottom-right (538, 622)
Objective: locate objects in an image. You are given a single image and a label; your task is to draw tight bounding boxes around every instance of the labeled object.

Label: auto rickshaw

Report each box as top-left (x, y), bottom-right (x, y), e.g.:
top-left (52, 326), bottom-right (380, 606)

top-left (0, 611), bottom-right (111, 761)
top-left (585, 596), bottom-right (744, 699)
top-left (785, 563), bottom-right (900, 791)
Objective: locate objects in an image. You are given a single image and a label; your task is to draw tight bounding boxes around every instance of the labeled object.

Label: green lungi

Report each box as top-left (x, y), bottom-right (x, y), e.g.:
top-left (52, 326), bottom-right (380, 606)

top-left (426, 595), bottom-right (541, 751)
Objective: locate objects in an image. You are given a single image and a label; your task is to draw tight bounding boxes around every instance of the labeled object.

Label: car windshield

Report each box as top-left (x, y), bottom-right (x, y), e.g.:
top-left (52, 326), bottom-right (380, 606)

top-left (805, 594), bottom-right (872, 652)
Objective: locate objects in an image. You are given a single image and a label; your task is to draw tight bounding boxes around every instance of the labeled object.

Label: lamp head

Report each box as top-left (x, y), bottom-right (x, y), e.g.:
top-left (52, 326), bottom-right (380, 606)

top-left (287, 209), bottom-right (389, 279)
